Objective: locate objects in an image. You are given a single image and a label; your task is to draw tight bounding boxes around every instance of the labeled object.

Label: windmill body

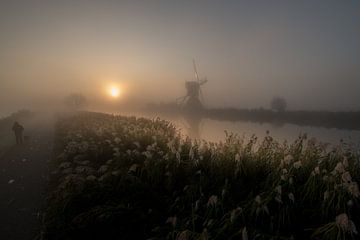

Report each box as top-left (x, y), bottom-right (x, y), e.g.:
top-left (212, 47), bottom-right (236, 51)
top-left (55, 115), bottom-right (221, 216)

top-left (177, 61), bottom-right (208, 115)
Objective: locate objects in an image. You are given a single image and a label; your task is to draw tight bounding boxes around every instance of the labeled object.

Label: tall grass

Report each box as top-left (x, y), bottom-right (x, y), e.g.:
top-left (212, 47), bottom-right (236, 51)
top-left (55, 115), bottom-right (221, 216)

top-left (43, 112), bottom-right (360, 240)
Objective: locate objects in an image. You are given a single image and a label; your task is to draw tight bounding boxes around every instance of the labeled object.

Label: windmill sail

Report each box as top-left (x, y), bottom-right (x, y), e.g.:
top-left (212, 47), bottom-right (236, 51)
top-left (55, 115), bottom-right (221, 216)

top-left (177, 60), bottom-right (208, 111)
top-left (193, 59), bottom-right (199, 82)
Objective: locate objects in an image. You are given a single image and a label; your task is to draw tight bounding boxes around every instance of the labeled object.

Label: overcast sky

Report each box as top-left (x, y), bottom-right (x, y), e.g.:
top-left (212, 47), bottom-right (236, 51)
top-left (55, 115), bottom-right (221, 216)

top-left (1, 0), bottom-right (360, 115)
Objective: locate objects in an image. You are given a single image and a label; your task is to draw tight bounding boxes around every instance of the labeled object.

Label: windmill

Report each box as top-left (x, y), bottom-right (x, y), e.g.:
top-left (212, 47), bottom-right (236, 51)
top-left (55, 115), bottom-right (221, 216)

top-left (177, 60), bottom-right (208, 113)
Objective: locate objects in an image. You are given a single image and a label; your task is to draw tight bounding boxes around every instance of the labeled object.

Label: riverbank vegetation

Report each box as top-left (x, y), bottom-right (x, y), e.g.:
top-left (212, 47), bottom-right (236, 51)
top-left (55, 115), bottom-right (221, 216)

top-left (43, 112), bottom-right (360, 239)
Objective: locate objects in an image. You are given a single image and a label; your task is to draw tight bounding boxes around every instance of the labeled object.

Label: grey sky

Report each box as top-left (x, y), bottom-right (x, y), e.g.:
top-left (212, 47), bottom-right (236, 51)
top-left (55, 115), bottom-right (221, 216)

top-left (1, 0), bottom-right (360, 114)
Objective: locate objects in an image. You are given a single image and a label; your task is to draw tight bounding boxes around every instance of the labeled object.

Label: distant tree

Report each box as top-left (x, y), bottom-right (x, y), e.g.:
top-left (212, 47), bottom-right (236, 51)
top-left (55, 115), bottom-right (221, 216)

top-left (64, 93), bottom-right (87, 110)
top-left (271, 97), bottom-right (287, 112)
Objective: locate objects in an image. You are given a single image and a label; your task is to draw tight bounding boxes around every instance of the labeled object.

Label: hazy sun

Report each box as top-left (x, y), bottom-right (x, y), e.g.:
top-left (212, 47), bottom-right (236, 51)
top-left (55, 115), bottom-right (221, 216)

top-left (109, 86), bottom-right (120, 98)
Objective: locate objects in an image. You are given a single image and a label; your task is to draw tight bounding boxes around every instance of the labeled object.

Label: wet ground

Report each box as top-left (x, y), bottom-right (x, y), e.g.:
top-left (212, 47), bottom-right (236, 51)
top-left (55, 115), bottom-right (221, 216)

top-left (0, 113), bottom-right (54, 240)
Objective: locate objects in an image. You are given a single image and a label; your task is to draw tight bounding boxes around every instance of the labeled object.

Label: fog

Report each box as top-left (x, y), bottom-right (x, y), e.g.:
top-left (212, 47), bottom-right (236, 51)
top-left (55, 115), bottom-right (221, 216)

top-left (2, 3), bottom-right (360, 238)
top-left (1, 0), bottom-right (360, 117)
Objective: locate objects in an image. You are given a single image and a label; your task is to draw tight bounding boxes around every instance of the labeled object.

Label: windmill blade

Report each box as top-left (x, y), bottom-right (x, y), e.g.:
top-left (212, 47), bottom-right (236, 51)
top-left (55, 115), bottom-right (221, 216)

top-left (199, 77), bottom-right (207, 85)
top-left (199, 87), bottom-right (205, 107)
top-left (193, 59), bottom-right (200, 82)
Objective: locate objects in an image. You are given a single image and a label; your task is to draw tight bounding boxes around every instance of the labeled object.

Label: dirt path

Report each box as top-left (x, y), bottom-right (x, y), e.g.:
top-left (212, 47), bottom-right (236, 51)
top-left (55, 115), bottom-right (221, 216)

top-left (0, 114), bottom-right (54, 240)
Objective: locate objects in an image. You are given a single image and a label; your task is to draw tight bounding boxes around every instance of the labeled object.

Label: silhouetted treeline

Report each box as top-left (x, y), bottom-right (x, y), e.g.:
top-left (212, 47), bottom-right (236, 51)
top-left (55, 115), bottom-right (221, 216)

top-left (206, 108), bottom-right (360, 130)
top-left (146, 103), bottom-right (360, 131)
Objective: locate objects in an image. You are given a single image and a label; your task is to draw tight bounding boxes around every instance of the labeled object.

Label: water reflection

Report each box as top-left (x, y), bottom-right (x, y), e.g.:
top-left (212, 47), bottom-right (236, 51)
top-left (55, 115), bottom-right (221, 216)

top-left (182, 113), bottom-right (202, 139)
top-left (119, 111), bottom-right (360, 146)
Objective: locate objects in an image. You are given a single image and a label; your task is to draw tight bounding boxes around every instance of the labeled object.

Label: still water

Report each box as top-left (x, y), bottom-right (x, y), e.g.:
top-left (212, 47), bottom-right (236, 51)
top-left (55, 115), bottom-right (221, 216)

top-left (128, 112), bottom-right (360, 146)
top-left (188, 118), bottom-right (360, 145)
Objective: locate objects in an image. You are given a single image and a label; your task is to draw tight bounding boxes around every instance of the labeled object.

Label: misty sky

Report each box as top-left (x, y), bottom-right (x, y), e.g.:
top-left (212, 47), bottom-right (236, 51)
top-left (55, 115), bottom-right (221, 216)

top-left (1, 0), bottom-right (360, 115)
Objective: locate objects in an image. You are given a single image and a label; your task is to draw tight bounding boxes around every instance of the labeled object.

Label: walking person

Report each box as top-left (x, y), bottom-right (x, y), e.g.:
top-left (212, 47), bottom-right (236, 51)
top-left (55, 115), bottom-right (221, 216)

top-left (12, 122), bottom-right (24, 145)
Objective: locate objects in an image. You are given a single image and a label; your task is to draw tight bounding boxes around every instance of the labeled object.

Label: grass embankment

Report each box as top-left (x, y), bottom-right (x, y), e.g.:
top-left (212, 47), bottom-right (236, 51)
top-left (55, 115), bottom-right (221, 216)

top-left (44, 112), bottom-right (360, 240)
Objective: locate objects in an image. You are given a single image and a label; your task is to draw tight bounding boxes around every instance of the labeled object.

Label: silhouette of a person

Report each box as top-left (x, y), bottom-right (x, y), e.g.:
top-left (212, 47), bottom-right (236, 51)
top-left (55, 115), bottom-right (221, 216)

top-left (12, 122), bottom-right (24, 145)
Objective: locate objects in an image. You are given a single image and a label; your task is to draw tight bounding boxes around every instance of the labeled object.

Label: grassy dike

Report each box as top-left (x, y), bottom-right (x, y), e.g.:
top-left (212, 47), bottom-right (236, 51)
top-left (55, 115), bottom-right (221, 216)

top-left (43, 112), bottom-right (360, 240)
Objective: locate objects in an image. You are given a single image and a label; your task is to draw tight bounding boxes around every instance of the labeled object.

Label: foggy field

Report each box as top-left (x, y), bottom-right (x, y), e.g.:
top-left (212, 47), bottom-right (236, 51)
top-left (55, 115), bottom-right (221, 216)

top-left (1, 1), bottom-right (360, 239)
top-left (38, 112), bottom-right (360, 240)
top-left (0, 111), bottom-right (53, 239)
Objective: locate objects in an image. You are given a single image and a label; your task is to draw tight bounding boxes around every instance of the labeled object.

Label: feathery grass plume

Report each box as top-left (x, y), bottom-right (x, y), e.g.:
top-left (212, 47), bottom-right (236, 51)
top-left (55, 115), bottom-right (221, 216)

top-left (43, 112), bottom-right (360, 239)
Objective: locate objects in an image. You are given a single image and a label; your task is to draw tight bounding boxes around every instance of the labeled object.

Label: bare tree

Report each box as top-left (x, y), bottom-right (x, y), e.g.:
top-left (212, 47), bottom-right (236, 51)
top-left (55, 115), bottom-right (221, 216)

top-left (64, 93), bottom-right (87, 110)
top-left (271, 97), bottom-right (287, 112)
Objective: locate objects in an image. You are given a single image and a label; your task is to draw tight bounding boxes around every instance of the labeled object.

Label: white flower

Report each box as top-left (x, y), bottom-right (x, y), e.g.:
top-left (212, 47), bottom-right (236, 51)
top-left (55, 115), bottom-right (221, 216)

top-left (75, 166), bottom-right (94, 174)
top-left (222, 188), bottom-right (226, 198)
top-left (288, 193), bottom-right (295, 202)
top-left (133, 141), bottom-right (141, 148)
top-left (62, 167), bottom-right (73, 174)
top-left (206, 219), bottom-right (214, 227)
top-left (289, 177), bottom-right (294, 185)
top-left (342, 171), bottom-right (352, 184)
top-left (293, 161), bottom-right (302, 169)
top-left (241, 227), bottom-right (248, 240)
top-left (275, 185), bottom-right (282, 195)
top-left (80, 160), bottom-right (90, 165)
top-left (334, 162), bottom-right (345, 174)
top-left (235, 153), bottom-right (241, 162)
top-left (167, 140), bottom-right (174, 149)
top-left (336, 213), bottom-right (349, 228)
top-left (189, 147), bottom-right (194, 160)
top-left (176, 152), bottom-right (181, 163)
top-left (283, 154), bottom-right (294, 165)
top-left (128, 164), bottom-right (139, 173)
top-left (166, 216), bottom-right (177, 227)
top-left (207, 195), bottom-right (218, 207)
top-left (86, 175), bottom-right (97, 181)
top-left (98, 165), bottom-right (108, 173)
top-left (177, 231), bottom-right (190, 240)
top-left (230, 207), bottom-right (242, 223)
top-left (275, 195), bottom-right (282, 203)
top-left (314, 166), bottom-right (320, 175)
top-left (142, 151), bottom-right (152, 159)
top-left (343, 157), bottom-right (349, 168)
top-left (59, 162), bottom-right (71, 169)
top-left (323, 191), bottom-right (329, 201)
top-left (263, 205), bottom-right (269, 215)
top-left (194, 200), bottom-right (200, 211)
top-left (255, 195), bottom-right (261, 204)
top-left (347, 200), bottom-right (354, 207)
top-left (335, 213), bottom-right (358, 234)
top-left (348, 182), bottom-right (360, 197)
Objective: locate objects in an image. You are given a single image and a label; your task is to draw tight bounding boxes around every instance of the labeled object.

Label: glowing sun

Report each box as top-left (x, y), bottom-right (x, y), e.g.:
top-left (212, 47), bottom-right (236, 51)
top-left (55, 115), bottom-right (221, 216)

top-left (109, 86), bottom-right (120, 98)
